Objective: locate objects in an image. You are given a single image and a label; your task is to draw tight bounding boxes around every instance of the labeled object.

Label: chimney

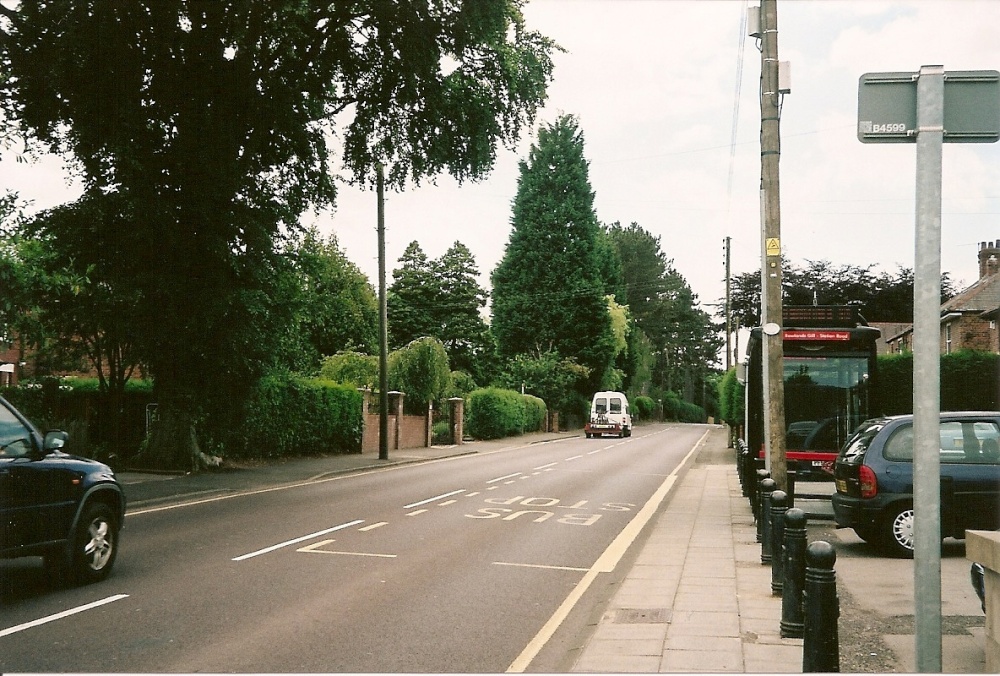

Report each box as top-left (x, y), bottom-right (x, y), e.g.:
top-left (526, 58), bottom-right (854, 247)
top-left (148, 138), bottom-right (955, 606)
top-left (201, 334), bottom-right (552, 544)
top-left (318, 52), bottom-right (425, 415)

top-left (980, 240), bottom-right (1000, 278)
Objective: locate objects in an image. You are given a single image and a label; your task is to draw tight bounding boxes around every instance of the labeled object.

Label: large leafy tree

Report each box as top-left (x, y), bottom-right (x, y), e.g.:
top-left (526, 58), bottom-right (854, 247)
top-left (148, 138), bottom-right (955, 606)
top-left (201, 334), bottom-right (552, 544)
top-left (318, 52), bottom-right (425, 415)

top-left (0, 2), bottom-right (556, 469)
top-left (283, 228), bottom-right (378, 373)
top-left (491, 114), bottom-right (618, 395)
top-left (605, 221), bottom-right (721, 406)
top-left (728, 259), bottom-right (957, 329)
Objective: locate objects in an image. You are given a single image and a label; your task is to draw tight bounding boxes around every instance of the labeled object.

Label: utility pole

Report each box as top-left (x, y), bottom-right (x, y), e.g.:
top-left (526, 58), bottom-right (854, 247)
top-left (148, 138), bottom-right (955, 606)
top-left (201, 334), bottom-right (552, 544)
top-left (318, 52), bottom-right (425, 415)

top-left (377, 164), bottom-right (389, 461)
top-left (759, 0), bottom-right (787, 491)
top-left (725, 236), bottom-right (732, 371)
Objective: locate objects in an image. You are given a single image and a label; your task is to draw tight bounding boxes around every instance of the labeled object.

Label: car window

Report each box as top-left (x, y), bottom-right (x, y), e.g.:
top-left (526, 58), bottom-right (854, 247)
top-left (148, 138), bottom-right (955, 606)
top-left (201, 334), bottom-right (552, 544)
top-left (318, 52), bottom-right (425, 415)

top-left (609, 397), bottom-right (622, 414)
top-left (940, 420), bottom-right (1000, 464)
top-left (882, 424), bottom-right (913, 461)
top-left (841, 421), bottom-right (885, 461)
top-left (595, 398), bottom-right (607, 414)
top-left (0, 404), bottom-right (33, 458)
top-left (883, 420), bottom-right (1000, 464)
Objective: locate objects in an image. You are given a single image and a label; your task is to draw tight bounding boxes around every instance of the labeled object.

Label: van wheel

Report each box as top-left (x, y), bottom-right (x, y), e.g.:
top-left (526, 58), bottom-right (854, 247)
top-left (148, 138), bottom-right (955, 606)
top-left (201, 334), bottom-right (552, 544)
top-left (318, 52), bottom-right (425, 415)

top-left (879, 504), bottom-right (915, 558)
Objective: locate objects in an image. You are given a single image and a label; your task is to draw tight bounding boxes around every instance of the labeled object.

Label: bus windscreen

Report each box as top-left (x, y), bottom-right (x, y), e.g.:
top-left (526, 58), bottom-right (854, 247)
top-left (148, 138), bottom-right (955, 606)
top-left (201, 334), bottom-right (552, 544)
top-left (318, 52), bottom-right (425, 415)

top-left (783, 356), bottom-right (872, 453)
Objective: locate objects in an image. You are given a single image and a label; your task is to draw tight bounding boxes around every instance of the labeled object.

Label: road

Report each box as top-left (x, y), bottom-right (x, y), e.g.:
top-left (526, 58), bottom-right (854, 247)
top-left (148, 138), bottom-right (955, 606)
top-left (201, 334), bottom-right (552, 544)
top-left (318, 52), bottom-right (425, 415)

top-left (0, 423), bottom-right (707, 673)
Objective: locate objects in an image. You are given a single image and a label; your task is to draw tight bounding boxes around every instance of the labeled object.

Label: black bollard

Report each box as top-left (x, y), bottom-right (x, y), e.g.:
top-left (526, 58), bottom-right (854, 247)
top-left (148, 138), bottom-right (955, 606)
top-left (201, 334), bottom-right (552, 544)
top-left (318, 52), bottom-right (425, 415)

top-left (770, 490), bottom-right (788, 595)
top-left (759, 478), bottom-right (776, 564)
top-left (754, 469), bottom-right (769, 542)
top-left (780, 508), bottom-right (807, 638)
top-left (802, 540), bottom-right (840, 673)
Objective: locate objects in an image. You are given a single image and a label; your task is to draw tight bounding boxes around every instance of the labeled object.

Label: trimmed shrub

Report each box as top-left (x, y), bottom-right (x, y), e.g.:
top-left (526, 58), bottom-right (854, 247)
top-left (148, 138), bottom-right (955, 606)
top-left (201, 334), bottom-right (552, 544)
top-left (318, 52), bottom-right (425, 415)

top-left (877, 350), bottom-right (999, 415)
top-left (319, 351), bottom-right (378, 390)
top-left (941, 350), bottom-right (999, 411)
top-left (432, 420), bottom-right (451, 445)
top-left (388, 337), bottom-right (451, 413)
top-left (718, 368), bottom-right (744, 426)
top-left (231, 374), bottom-right (363, 459)
top-left (632, 395), bottom-right (656, 421)
top-left (522, 394), bottom-right (547, 432)
top-left (465, 387), bottom-right (526, 440)
top-left (2, 377), bottom-right (155, 467)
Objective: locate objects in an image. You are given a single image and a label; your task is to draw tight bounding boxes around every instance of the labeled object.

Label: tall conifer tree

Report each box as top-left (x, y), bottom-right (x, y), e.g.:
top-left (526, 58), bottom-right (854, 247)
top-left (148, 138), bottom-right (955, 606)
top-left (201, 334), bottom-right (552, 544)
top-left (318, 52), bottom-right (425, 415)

top-left (491, 115), bottom-right (616, 392)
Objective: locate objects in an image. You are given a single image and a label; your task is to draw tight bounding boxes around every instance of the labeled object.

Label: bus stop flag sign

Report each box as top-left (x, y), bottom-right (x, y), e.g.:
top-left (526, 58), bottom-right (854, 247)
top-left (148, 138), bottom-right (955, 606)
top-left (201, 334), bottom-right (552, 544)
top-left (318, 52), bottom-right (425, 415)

top-left (858, 70), bottom-right (1000, 143)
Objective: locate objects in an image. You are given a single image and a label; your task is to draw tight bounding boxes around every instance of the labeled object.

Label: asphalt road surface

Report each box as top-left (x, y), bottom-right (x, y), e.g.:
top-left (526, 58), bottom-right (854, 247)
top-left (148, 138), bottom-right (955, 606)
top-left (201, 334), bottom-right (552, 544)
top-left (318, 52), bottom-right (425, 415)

top-left (0, 423), bottom-right (707, 673)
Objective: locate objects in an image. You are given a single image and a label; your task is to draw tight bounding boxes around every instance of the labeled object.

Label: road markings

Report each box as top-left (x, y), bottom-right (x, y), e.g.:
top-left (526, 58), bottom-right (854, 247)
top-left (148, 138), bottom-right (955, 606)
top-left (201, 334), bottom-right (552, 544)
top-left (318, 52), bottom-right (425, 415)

top-left (533, 462), bottom-right (558, 470)
top-left (487, 472), bottom-right (522, 484)
top-left (403, 489), bottom-right (466, 509)
top-left (492, 562), bottom-right (589, 572)
top-left (297, 540), bottom-right (397, 558)
top-left (564, 454), bottom-right (583, 461)
top-left (406, 509), bottom-right (428, 516)
top-left (232, 520), bottom-right (364, 561)
top-left (438, 499), bottom-right (458, 506)
top-left (0, 594), bottom-right (129, 639)
top-left (358, 522), bottom-right (387, 532)
top-left (506, 428), bottom-right (709, 673)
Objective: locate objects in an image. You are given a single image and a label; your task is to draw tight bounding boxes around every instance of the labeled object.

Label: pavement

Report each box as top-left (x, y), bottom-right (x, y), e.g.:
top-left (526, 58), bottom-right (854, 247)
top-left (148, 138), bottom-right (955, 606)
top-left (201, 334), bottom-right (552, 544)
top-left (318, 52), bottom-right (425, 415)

top-left (118, 424), bottom-right (989, 673)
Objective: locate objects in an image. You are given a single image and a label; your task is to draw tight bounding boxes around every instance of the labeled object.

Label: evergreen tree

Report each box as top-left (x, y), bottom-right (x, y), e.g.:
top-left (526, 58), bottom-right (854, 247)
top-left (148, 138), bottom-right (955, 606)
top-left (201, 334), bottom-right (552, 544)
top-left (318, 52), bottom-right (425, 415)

top-left (491, 115), bottom-right (617, 393)
top-left (387, 242), bottom-right (439, 348)
top-left (433, 242), bottom-right (490, 378)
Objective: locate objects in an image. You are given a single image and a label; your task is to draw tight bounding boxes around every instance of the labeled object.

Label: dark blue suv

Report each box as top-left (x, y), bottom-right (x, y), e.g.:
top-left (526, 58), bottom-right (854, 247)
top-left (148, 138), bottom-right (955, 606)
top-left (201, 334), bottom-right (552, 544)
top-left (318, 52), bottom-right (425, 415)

top-left (0, 395), bottom-right (125, 583)
top-left (832, 412), bottom-right (1000, 557)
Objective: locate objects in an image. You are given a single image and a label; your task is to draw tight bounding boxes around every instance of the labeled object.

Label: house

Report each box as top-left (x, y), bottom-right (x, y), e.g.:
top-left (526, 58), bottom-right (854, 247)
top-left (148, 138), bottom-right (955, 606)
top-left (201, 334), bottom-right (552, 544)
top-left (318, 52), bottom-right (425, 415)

top-left (887, 239), bottom-right (1000, 355)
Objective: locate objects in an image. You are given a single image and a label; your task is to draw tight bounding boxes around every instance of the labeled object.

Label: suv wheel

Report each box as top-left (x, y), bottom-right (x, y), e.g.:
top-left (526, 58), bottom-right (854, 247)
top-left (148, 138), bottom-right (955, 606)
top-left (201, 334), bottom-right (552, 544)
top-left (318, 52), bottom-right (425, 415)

top-left (71, 503), bottom-right (119, 583)
top-left (880, 504), bottom-right (915, 558)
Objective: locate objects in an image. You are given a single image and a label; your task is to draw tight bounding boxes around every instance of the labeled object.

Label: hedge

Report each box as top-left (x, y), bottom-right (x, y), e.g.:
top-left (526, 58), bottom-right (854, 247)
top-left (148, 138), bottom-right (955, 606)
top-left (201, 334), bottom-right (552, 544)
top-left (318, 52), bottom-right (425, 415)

top-left (1, 377), bottom-right (154, 466)
top-left (877, 350), bottom-right (999, 415)
top-left (632, 395), bottom-right (656, 421)
top-left (465, 387), bottom-right (527, 440)
top-left (522, 394), bottom-right (547, 432)
top-left (226, 374), bottom-right (364, 459)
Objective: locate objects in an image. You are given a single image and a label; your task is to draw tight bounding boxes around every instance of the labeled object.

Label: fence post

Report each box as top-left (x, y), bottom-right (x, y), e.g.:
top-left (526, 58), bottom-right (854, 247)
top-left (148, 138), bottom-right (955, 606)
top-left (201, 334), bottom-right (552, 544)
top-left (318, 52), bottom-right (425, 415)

top-left (448, 397), bottom-right (464, 446)
top-left (780, 507), bottom-right (807, 638)
top-left (803, 540), bottom-right (840, 673)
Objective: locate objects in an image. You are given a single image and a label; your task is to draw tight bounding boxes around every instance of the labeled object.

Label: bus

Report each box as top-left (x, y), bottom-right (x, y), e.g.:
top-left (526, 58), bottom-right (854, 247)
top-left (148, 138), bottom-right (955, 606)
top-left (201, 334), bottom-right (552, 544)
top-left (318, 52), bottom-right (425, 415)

top-left (743, 305), bottom-right (881, 481)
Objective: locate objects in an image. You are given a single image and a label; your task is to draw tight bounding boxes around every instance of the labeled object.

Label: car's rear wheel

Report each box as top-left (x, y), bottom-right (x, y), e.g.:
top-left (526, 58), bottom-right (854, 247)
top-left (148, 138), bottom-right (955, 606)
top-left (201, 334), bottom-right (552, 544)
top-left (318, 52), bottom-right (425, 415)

top-left (880, 504), bottom-right (915, 558)
top-left (71, 503), bottom-right (119, 583)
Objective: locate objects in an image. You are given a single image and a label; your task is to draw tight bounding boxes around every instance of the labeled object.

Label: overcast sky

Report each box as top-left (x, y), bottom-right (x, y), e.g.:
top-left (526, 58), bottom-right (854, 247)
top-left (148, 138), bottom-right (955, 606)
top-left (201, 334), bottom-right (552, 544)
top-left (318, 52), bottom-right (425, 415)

top-left (4, 0), bottom-right (1000, 324)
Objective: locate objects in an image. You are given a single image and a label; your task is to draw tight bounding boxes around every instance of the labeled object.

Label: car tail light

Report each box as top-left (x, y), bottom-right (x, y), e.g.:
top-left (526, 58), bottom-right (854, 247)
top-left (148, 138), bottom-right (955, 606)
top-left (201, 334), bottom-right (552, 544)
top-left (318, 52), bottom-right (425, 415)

top-left (859, 465), bottom-right (878, 499)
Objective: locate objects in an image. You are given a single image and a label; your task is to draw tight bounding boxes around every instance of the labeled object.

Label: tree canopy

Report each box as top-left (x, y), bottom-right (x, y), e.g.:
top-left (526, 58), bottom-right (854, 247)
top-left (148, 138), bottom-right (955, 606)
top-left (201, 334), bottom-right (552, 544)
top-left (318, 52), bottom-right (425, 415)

top-left (491, 114), bottom-right (618, 393)
top-left (0, 2), bottom-right (556, 469)
top-left (727, 259), bottom-right (957, 329)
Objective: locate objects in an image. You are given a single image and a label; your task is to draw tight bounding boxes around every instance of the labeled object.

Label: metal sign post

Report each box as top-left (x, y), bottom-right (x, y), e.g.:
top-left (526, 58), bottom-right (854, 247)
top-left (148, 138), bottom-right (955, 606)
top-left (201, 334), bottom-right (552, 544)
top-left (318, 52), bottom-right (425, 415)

top-left (859, 66), bottom-right (999, 673)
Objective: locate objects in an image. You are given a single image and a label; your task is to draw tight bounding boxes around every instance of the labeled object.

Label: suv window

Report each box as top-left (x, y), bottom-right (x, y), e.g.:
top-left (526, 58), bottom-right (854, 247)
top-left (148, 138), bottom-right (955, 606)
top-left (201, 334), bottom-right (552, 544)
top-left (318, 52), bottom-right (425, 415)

top-left (0, 403), bottom-right (33, 458)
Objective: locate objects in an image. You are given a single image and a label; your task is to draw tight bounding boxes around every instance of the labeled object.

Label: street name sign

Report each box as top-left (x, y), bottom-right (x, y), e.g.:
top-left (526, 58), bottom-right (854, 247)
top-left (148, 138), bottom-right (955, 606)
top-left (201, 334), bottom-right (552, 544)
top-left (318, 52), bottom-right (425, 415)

top-left (858, 69), bottom-right (1000, 143)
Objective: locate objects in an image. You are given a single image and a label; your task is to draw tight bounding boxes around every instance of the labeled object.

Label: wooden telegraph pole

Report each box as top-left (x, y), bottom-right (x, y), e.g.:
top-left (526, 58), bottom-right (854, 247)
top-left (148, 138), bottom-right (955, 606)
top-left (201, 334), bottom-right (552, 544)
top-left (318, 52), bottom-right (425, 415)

top-left (377, 164), bottom-right (389, 461)
top-left (759, 0), bottom-right (787, 491)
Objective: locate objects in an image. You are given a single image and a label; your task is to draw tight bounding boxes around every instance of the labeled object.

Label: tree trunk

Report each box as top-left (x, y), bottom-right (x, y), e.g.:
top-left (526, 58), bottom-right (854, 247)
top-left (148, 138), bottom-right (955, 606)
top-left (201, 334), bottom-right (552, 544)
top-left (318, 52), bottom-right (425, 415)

top-left (136, 400), bottom-right (201, 472)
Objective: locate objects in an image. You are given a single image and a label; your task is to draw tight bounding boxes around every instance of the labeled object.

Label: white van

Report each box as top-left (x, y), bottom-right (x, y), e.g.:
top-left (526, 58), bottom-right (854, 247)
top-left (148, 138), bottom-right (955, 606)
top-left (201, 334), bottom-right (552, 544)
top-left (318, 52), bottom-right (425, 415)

top-left (584, 391), bottom-right (632, 438)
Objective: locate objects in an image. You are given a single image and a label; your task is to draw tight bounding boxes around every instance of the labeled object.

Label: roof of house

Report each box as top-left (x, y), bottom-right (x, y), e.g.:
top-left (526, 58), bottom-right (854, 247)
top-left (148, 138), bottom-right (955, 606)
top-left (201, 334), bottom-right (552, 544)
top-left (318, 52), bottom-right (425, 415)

top-left (942, 271), bottom-right (1000, 314)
